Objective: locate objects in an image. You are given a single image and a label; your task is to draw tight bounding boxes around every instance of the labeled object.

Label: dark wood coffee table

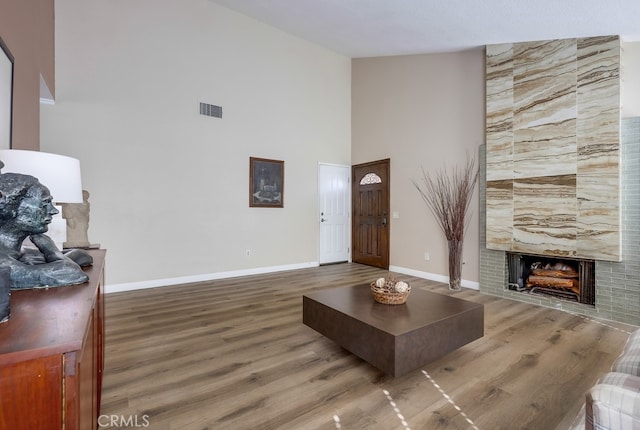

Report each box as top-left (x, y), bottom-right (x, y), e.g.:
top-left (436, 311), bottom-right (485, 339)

top-left (302, 284), bottom-right (484, 376)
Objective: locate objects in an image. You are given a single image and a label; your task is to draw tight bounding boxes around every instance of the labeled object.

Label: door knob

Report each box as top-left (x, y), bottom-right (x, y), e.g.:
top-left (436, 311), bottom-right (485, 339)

top-left (320, 218), bottom-right (326, 222)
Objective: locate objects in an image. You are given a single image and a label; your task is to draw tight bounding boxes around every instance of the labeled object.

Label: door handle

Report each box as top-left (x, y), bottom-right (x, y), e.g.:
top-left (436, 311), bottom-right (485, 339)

top-left (382, 217), bottom-right (387, 226)
top-left (320, 218), bottom-right (326, 222)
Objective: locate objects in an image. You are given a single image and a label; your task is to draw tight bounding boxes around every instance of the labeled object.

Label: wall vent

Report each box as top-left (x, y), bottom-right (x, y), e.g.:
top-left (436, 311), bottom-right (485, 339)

top-left (199, 102), bottom-right (222, 118)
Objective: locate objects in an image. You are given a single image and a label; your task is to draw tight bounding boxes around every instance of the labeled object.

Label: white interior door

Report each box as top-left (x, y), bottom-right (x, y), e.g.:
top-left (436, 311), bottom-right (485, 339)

top-left (318, 163), bottom-right (350, 264)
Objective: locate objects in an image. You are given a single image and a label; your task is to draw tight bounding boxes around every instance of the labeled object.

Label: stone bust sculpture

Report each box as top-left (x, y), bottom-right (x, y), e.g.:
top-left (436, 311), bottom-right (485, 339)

top-left (0, 171), bottom-right (92, 289)
top-left (62, 189), bottom-right (91, 248)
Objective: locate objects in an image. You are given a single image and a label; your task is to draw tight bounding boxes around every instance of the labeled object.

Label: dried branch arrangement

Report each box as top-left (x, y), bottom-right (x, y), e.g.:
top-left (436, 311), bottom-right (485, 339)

top-left (411, 155), bottom-right (479, 242)
top-left (411, 155), bottom-right (479, 290)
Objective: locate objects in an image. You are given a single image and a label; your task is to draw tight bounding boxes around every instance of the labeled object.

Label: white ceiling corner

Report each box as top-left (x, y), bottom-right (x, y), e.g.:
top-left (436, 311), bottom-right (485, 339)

top-left (208, 0), bottom-right (640, 58)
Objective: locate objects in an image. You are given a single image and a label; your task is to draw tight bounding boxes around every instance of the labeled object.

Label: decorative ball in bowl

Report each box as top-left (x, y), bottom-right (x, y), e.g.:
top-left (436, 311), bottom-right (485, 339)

top-left (370, 275), bottom-right (411, 305)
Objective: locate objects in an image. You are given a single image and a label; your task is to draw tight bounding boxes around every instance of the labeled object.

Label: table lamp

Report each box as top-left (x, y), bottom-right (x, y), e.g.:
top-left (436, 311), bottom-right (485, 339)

top-left (0, 149), bottom-right (83, 250)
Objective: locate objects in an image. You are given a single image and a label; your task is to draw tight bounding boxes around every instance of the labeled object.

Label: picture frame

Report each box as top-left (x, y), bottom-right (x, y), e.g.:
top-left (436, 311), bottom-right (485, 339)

top-left (249, 157), bottom-right (284, 208)
top-left (0, 36), bottom-right (13, 150)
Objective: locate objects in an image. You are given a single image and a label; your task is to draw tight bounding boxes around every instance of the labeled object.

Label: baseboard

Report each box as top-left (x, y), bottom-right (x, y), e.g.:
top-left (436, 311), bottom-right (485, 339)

top-left (389, 265), bottom-right (480, 290)
top-left (106, 262), bottom-right (479, 294)
top-left (105, 261), bottom-right (320, 294)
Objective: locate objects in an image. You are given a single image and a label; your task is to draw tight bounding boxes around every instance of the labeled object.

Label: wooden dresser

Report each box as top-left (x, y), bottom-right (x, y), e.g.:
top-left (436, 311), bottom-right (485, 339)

top-left (0, 250), bottom-right (106, 430)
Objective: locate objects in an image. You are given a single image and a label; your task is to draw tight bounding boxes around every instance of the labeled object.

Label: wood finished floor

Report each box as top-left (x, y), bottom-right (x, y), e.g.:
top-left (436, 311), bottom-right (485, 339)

top-left (100, 263), bottom-right (636, 430)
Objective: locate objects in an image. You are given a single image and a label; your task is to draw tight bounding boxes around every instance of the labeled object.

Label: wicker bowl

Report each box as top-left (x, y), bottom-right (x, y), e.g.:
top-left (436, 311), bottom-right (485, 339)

top-left (370, 279), bottom-right (411, 305)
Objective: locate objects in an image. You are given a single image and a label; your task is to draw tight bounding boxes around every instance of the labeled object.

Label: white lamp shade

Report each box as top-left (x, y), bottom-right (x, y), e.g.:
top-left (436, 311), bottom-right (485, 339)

top-left (0, 149), bottom-right (83, 203)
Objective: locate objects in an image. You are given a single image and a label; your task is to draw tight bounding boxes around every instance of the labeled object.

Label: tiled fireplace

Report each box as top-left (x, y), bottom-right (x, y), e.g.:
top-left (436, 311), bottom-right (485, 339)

top-left (479, 118), bottom-right (640, 325)
top-left (479, 35), bottom-right (639, 325)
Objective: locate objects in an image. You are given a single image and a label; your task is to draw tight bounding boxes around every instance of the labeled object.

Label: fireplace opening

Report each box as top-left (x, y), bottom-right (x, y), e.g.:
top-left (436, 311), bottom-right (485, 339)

top-left (506, 253), bottom-right (595, 305)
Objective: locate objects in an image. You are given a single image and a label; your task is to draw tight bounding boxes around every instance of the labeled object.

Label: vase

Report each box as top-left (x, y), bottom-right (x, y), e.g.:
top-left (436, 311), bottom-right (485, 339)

top-left (447, 239), bottom-right (463, 291)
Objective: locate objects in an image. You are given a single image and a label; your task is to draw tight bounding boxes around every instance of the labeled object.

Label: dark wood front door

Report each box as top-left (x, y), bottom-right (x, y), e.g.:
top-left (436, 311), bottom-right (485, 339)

top-left (352, 159), bottom-right (390, 269)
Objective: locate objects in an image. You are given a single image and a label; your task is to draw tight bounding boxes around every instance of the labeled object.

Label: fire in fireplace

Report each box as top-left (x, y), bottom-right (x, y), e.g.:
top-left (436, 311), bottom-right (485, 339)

top-left (506, 253), bottom-right (595, 305)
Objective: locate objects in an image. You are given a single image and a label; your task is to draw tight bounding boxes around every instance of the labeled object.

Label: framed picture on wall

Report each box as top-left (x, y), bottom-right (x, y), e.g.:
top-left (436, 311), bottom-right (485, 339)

top-left (249, 157), bottom-right (284, 208)
top-left (0, 36), bottom-right (13, 149)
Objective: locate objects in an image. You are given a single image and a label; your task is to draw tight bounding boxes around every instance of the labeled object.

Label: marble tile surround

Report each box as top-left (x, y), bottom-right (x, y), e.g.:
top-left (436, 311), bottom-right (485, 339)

top-left (485, 36), bottom-right (621, 261)
top-left (479, 118), bottom-right (640, 326)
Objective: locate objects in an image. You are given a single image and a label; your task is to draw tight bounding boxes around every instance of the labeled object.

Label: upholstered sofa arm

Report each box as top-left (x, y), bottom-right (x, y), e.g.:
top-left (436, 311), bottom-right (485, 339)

top-left (613, 353), bottom-right (640, 377)
top-left (586, 372), bottom-right (640, 430)
top-left (612, 330), bottom-right (640, 376)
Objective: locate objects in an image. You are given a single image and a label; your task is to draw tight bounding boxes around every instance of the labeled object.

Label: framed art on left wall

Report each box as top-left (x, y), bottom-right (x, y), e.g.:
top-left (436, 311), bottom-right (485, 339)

top-left (0, 36), bottom-right (13, 149)
top-left (249, 157), bottom-right (284, 208)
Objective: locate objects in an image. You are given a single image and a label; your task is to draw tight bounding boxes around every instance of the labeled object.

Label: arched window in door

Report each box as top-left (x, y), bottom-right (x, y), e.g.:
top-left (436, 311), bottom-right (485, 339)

top-left (359, 172), bottom-right (382, 185)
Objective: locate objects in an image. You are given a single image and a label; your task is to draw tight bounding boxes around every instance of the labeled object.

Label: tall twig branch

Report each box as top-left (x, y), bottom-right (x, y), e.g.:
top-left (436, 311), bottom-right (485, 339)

top-left (411, 155), bottom-right (479, 243)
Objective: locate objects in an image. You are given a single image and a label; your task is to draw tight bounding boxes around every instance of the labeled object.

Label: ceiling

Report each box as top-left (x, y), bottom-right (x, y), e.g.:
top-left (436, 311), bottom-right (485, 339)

top-left (209, 0), bottom-right (640, 58)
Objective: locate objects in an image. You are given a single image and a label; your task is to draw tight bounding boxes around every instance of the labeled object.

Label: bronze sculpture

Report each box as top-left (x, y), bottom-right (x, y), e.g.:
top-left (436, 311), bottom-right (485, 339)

top-left (0, 170), bottom-right (92, 289)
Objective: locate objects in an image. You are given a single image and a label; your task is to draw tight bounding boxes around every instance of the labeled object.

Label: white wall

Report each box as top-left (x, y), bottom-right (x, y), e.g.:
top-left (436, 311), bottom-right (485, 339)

top-left (622, 42), bottom-right (640, 118)
top-left (40, 0), bottom-right (351, 287)
top-left (40, 2), bottom-right (640, 291)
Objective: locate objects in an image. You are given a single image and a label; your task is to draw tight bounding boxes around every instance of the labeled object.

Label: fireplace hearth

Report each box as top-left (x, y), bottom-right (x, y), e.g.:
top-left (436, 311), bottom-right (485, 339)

top-left (506, 253), bottom-right (595, 306)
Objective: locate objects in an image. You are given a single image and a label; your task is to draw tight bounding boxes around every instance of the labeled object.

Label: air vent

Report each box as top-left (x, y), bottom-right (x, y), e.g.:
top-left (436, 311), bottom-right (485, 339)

top-left (199, 102), bottom-right (222, 118)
